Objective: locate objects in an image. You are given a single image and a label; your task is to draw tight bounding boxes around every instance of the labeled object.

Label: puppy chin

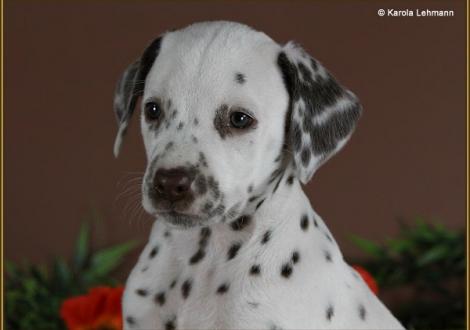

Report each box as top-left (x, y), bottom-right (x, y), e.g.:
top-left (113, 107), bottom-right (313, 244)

top-left (157, 212), bottom-right (204, 229)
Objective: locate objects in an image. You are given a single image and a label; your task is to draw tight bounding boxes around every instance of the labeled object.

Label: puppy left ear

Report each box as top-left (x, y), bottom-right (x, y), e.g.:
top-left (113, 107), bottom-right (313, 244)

top-left (278, 41), bottom-right (363, 183)
top-left (113, 36), bottom-right (163, 157)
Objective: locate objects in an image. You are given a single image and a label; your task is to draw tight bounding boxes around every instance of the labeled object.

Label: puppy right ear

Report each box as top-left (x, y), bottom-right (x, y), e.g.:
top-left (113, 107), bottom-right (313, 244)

top-left (113, 36), bottom-right (163, 157)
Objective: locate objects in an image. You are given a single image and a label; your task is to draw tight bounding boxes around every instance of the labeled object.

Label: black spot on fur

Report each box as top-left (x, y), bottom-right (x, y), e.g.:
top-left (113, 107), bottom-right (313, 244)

top-left (181, 279), bottom-right (192, 299)
top-left (177, 122), bottom-right (184, 130)
top-left (248, 195), bottom-right (259, 202)
top-left (170, 279), bottom-right (177, 289)
top-left (216, 282), bottom-right (230, 294)
top-left (359, 304), bottom-right (367, 320)
top-left (193, 118), bottom-right (199, 126)
top-left (250, 264), bottom-right (261, 275)
top-left (230, 215), bottom-right (251, 231)
top-left (189, 249), bottom-right (206, 264)
top-left (325, 232), bottom-right (333, 242)
top-left (292, 251), bottom-right (300, 264)
top-left (324, 250), bottom-right (333, 262)
top-left (326, 305), bottom-right (334, 321)
top-left (256, 199), bottom-right (265, 210)
top-left (247, 185), bottom-right (253, 193)
top-left (141, 266), bottom-right (148, 272)
top-left (227, 242), bottom-right (242, 260)
top-left (300, 215), bottom-right (309, 231)
top-left (165, 141), bottom-right (174, 151)
top-left (135, 288), bottom-right (148, 297)
top-left (301, 147), bottom-right (311, 166)
top-left (248, 301), bottom-right (260, 308)
top-left (164, 230), bottom-right (171, 238)
top-left (155, 291), bottom-right (166, 306)
top-left (214, 104), bottom-right (231, 139)
top-left (287, 175), bottom-right (295, 185)
top-left (261, 230), bottom-right (271, 244)
top-left (313, 217), bottom-right (319, 227)
top-left (149, 246), bottom-right (159, 258)
top-left (126, 316), bottom-right (136, 326)
top-left (192, 135), bottom-right (198, 143)
top-left (235, 72), bottom-right (246, 84)
top-left (281, 263), bottom-right (293, 278)
top-left (195, 175), bottom-right (207, 195)
top-left (165, 317), bottom-right (176, 330)
top-left (199, 227), bottom-right (211, 246)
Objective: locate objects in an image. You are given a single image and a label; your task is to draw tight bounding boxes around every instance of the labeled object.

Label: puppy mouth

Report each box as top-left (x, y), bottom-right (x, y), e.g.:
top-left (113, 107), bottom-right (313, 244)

top-left (156, 210), bottom-right (204, 228)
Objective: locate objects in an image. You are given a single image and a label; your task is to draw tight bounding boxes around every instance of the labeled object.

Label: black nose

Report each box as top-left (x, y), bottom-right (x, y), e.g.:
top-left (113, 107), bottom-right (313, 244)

top-left (153, 168), bottom-right (194, 202)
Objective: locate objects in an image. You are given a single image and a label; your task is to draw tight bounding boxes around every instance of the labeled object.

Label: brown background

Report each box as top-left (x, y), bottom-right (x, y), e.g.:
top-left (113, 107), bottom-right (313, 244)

top-left (4, 1), bottom-right (466, 279)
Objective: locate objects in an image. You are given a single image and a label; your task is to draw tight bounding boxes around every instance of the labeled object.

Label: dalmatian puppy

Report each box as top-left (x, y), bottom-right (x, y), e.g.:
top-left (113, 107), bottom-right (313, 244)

top-left (113, 21), bottom-right (404, 330)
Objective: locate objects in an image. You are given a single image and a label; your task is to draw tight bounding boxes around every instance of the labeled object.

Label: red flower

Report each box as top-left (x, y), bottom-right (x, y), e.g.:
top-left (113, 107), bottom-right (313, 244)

top-left (60, 286), bottom-right (124, 330)
top-left (352, 265), bottom-right (379, 295)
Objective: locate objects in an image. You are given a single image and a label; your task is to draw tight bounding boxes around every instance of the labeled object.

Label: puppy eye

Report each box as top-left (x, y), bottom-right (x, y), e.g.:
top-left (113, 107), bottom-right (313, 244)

top-left (144, 102), bottom-right (161, 121)
top-left (230, 111), bottom-right (254, 129)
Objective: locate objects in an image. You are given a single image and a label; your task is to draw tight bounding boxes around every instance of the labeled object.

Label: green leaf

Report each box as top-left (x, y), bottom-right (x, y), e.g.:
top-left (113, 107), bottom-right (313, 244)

top-left (89, 240), bottom-right (138, 277)
top-left (73, 222), bottom-right (90, 270)
top-left (349, 235), bottom-right (383, 258)
top-left (417, 245), bottom-right (449, 266)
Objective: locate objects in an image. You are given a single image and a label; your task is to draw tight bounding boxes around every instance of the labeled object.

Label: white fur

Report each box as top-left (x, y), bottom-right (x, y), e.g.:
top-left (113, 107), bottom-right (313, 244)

top-left (120, 21), bottom-right (404, 330)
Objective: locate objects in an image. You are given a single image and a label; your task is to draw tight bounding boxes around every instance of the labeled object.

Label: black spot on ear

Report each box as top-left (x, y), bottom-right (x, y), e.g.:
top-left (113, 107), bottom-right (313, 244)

top-left (326, 305), bottom-right (334, 321)
top-left (181, 279), bottom-right (192, 299)
top-left (359, 304), bottom-right (366, 320)
top-left (249, 264), bottom-right (261, 275)
top-left (235, 72), bottom-right (246, 84)
top-left (135, 288), bottom-right (148, 297)
top-left (261, 230), bottom-right (271, 244)
top-left (149, 246), bottom-right (159, 258)
top-left (301, 147), bottom-right (311, 166)
top-left (291, 121), bottom-right (302, 152)
top-left (230, 215), bottom-right (251, 230)
top-left (227, 242), bottom-right (242, 260)
top-left (300, 215), bottom-right (309, 231)
top-left (155, 291), bottom-right (166, 306)
top-left (216, 282), bottom-right (230, 294)
top-left (292, 251), bottom-right (300, 264)
top-left (281, 263), bottom-right (293, 278)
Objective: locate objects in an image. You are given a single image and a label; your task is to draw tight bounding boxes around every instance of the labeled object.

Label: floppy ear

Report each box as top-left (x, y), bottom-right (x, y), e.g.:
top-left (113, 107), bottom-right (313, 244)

top-left (278, 41), bottom-right (362, 183)
top-left (113, 36), bottom-right (163, 157)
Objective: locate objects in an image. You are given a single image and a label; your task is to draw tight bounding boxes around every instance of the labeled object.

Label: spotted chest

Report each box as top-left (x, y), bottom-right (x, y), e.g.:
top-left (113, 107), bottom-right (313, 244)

top-left (122, 180), bottom-right (402, 330)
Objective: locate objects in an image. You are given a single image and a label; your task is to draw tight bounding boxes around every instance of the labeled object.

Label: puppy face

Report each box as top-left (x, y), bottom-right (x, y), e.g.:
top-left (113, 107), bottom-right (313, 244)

top-left (113, 21), bottom-right (362, 228)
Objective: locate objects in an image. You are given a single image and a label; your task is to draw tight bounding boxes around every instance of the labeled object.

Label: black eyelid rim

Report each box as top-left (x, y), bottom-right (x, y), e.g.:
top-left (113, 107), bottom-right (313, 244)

top-left (143, 97), bottom-right (163, 110)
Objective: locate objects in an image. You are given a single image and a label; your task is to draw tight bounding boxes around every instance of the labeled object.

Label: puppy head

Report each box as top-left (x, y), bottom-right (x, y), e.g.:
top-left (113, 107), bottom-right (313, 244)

top-left (113, 21), bottom-right (361, 228)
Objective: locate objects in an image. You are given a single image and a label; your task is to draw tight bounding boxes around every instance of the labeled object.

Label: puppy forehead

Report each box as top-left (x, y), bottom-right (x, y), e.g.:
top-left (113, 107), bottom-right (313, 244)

top-left (143, 22), bottom-right (283, 105)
